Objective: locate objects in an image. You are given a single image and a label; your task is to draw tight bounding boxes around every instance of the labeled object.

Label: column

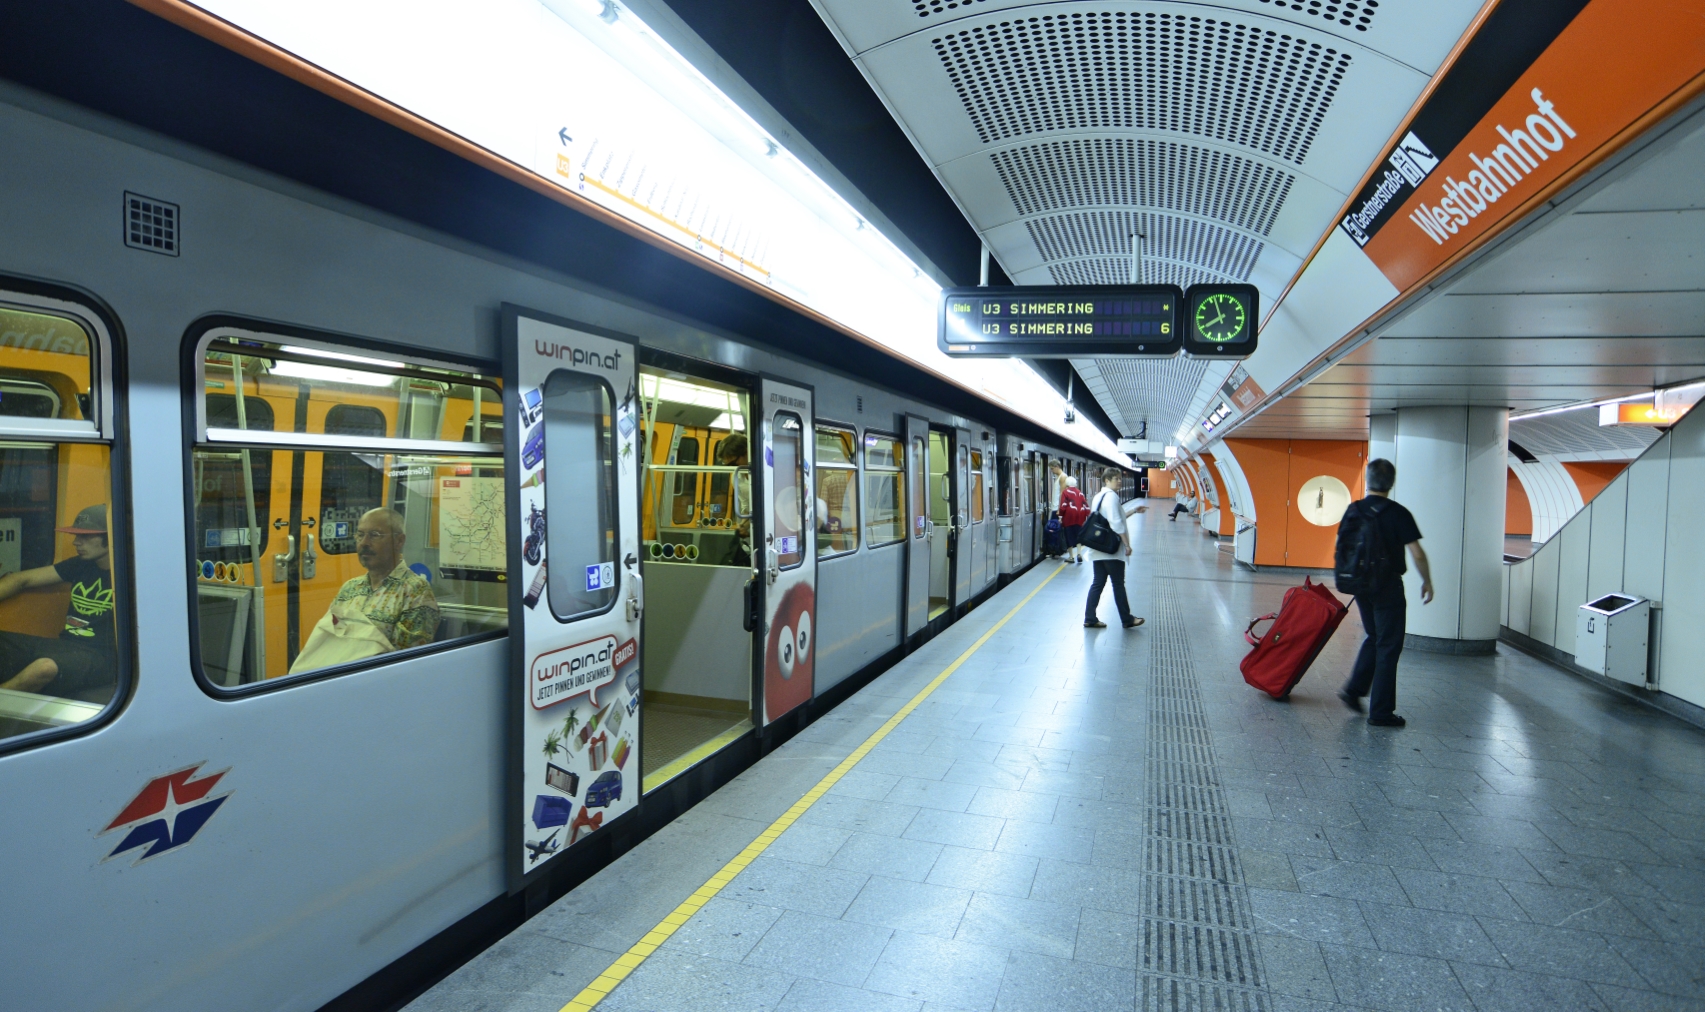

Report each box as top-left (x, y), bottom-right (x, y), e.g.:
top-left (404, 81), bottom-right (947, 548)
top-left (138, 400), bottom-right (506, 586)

top-left (1391, 406), bottom-right (1508, 654)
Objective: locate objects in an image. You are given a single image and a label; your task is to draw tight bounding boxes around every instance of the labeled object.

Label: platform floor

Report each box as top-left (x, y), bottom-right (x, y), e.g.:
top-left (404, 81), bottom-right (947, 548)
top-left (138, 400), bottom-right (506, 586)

top-left (410, 512), bottom-right (1705, 1012)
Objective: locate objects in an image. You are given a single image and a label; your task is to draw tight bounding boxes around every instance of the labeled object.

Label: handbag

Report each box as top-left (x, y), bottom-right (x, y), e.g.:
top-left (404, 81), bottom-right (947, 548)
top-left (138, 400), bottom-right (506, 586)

top-left (1078, 490), bottom-right (1124, 555)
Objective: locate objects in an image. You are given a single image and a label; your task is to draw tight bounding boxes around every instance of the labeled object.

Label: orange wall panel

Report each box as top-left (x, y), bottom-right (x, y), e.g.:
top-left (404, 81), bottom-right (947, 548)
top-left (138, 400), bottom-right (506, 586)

top-left (1562, 461), bottom-right (1628, 505)
top-left (1506, 468), bottom-right (1533, 536)
top-left (1223, 438), bottom-right (1292, 566)
top-left (1284, 440), bottom-right (1368, 569)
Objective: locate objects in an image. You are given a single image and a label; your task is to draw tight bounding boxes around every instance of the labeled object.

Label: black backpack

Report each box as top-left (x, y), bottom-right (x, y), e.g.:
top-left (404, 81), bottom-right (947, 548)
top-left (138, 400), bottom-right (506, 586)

top-left (1334, 498), bottom-right (1391, 596)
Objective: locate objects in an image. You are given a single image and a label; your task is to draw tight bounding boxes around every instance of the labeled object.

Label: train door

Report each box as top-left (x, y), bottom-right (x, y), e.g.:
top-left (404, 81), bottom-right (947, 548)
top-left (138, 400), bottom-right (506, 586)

top-left (982, 435), bottom-right (997, 580)
top-left (759, 378), bottom-right (814, 725)
top-left (504, 308), bottom-right (640, 887)
top-left (953, 426), bottom-right (973, 608)
top-left (926, 427), bottom-right (954, 625)
top-left (903, 414), bottom-right (929, 639)
top-left (966, 442), bottom-right (984, 591)
top-left (634, 362), bottom-right (755, 793)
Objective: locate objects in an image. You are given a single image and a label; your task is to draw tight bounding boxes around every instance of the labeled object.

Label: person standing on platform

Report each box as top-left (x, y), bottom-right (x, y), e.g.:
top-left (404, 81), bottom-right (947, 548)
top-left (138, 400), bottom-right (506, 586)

top-left (1336, 458), bottom-right (1432, 728)
top-left (1058, 476), bottom-right (1090, 564)
top-left (1084, 467), bottom-right (1146, 628)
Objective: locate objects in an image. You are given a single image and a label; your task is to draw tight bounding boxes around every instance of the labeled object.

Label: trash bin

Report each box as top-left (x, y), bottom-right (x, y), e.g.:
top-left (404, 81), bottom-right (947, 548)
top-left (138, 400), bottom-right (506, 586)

top-left (1575, 594), bottom-right (1650, 685)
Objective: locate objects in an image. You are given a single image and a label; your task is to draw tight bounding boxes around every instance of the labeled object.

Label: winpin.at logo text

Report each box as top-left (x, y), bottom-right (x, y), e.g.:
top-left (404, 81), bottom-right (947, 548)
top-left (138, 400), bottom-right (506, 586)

top-left (100, 763), bottom-right (232, 865)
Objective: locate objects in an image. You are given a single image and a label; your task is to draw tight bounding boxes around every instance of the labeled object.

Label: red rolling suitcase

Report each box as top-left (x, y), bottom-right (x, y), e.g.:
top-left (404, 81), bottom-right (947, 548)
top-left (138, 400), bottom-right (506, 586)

top-left (1240, 577), bottom-right (1349, 699)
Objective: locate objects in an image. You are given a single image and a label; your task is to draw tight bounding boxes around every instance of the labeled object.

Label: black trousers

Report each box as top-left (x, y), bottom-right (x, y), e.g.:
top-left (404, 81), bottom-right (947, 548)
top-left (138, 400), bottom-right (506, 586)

top-left (1085, 559), bottom-right (1133, 623)
top-left (1168, 504), bottom-right (1189, 519)
top-left (1343, 590), bottom-right (1406, 719)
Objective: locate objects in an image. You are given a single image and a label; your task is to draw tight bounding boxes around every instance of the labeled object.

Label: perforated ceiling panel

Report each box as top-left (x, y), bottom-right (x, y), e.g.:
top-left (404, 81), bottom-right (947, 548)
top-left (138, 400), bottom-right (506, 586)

top-left (993, 139), bottom-right (1295, 233)
top-left (1027, 211), bottom-right (1263, 281)
top-left (1510, 412), bottom-right (1664, 459)
top-left (809, 0), bottom-right (1474, 438)
top-left (932, 12), bottom-right (1351, 162)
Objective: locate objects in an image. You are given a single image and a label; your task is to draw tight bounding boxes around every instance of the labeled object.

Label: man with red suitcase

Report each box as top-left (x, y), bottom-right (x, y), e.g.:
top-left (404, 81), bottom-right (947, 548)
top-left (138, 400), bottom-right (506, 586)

top-left (1334, 459), bottom-right (1433, 728)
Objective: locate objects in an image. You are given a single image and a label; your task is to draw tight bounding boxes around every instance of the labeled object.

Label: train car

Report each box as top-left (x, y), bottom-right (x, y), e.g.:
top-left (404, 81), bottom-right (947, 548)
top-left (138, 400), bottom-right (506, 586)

top-left (0, 75), bottom-right (1107, 1012)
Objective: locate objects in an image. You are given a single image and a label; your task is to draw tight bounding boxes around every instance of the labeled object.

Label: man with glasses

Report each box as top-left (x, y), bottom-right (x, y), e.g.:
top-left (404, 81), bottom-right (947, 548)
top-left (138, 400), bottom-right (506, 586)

top-left (329, 507), bottom-right (439, 651)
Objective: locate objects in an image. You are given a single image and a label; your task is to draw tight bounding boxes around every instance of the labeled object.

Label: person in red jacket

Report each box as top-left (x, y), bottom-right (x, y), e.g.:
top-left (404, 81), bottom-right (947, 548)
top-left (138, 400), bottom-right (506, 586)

top-left (1058, 477), bottom-right (1091, 564)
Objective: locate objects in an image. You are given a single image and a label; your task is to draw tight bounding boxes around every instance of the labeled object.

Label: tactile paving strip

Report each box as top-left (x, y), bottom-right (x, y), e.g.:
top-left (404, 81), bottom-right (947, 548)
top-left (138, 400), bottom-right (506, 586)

top-left (1139, 580), bottom-right (1271, 1010)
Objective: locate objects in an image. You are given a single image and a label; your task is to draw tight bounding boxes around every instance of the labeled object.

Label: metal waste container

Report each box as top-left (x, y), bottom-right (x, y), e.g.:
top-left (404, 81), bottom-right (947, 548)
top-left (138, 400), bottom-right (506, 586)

top-left (1575, 594), bottom-right (1650, 685)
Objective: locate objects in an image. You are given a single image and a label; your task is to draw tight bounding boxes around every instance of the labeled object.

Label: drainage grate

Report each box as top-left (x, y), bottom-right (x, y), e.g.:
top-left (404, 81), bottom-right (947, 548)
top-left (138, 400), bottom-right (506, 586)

top-left (932, 12), bottom-right (1351, 162)
top-left (124, 192), bottom-right (179, 256)
top-left (1140, 580), bottom-right (1270, 1006)
top-left (993, 139), bottom-right (1295, 235)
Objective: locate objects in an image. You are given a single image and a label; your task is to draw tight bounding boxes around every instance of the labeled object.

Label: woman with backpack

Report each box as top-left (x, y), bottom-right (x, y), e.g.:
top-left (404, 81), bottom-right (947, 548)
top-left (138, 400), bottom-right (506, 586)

top-left (1083, 467), bottom-right (1148, 627)
top-left (1058, 477), bottom-right (1090, 563)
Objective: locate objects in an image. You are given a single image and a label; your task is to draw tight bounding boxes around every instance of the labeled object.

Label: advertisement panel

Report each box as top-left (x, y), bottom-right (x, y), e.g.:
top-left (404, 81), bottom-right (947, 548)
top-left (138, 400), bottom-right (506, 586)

top-left (504, 307), bottom-right (642, 888)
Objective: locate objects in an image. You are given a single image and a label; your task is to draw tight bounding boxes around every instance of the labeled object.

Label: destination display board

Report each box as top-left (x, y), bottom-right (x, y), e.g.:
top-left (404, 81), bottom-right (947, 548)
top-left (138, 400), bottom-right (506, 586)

top-left (1183, 283), bottom-right (1260, 358)
top-left (938, 285), bottom-right (1184, 357)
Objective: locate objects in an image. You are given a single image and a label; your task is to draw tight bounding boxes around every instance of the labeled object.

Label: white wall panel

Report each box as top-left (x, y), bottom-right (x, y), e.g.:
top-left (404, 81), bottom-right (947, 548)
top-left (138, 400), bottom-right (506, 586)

top-left (1531, 538), bottom-right (1560, 647)
top-left (1660, 408), bottom-right (1705, 707)
top-left (1586, 478), bottom-right (1627, 602)
top-left (1623, 436), bottom-right (1671, 604)
top-left (1553, 518), bottom-right (1591, 659)
top-left (1501, 563), bottom-right (1510, 628)
top-left (1508, 554), bottom-right (1533, 636)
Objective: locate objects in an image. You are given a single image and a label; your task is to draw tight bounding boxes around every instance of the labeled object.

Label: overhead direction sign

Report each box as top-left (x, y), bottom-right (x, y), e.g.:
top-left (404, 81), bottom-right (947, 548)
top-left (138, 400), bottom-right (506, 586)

top-left (939, 285), bottom-right (1183, 358)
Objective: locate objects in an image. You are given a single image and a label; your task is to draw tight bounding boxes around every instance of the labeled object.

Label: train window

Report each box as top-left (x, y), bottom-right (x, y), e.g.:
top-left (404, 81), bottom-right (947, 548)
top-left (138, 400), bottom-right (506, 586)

top-left (0, 298), bottom-right (123, 750)
top-left (639, 370), bottom-right (749, 567)
top-left (541, 370), bottom-right (618, 621)
top-left (909, 436), bottom-right (926, 540)
top-left (1023, 458), bottom-right (1035, 513)
top-left (970, 450), bottom-right (985, 523)
top-left (773, 413), bottom-right (804, 570)
top-left (191, 332), bottom-right (506, 690)
top-left (863, 432), bottom-right (904, 547)
top-left (815, 426), bottom-right (857, 558)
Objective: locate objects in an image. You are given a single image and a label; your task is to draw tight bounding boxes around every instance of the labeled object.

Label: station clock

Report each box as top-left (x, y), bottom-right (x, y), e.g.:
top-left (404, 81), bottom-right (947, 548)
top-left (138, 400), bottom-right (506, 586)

top-left (1183, 284), bottom-right (1259, 358)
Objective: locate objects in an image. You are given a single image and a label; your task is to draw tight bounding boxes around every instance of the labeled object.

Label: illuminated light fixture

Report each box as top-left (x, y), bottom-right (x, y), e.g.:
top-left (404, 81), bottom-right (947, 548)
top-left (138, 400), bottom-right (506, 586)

top-left (194, 0), bottom-right (1125, 462)
top-left (269, 360), bottom-right (395, 387)
top-left (281, 344), bottom-right (404, 369)
top-left (1164, 446), bottom-right (1178, 458)
top-left (1511, 380), bottom-right (1705, 421)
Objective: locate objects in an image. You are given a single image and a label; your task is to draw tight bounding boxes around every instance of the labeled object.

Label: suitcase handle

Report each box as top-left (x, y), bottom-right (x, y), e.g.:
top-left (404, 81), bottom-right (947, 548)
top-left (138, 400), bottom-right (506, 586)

top-left (1245, 613), bottom-right (1278, 646)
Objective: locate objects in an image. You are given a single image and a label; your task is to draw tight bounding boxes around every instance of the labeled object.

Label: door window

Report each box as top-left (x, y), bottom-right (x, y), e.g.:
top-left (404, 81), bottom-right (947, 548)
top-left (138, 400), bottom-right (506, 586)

top-left (541, 370), bottom-right (618, 621)
top-left (815, 426), bottom-right (857, 558)
top-left (969, 450), bottom-right (985, 523)
top-left (773, 413), bottom-right (804, 569)
top-left (909, 436), bottom-right (926, 539)
top-left (862, 432), bottom-right (904, 547)
top-left (191, 332), bottom-right (506, 689)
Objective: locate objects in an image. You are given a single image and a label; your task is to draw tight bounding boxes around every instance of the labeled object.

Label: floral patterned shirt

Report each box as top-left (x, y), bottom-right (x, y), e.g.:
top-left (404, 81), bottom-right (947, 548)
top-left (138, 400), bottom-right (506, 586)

top-left (331, 562), bottom-right (439, 649)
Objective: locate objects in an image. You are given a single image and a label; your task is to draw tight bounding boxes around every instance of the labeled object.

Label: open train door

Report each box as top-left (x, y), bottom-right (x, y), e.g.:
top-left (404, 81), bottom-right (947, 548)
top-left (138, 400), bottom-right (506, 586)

top-left (504, 306), bottom-right (642, 892)
top-left (759, 378), bottom-right (815, 725)
top-left (953, 425), bottom-right (974, 610)
top-left (903, 413), bottom-right (930, 640)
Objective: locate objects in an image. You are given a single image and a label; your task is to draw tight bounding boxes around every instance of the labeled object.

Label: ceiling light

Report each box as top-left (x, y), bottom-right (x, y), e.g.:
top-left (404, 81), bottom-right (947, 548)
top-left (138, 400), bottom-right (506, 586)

top-left (281, 344), bottom-right (403, 369)
top-left (270, 360), bottom-right (395, 387)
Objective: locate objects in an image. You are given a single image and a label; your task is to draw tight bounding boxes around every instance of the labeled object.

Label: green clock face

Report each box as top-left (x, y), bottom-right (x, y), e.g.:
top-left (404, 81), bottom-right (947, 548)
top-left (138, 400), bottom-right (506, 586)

top-left (1194, 292), bottom-right (1248, 343)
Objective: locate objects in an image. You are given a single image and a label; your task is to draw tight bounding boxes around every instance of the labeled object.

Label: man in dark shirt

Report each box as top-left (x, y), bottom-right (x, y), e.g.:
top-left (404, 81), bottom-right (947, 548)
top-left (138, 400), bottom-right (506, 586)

top-left (1338, 461), bottom-right (1432, 727)
top-left (0, 504), bottom-right (118, 702)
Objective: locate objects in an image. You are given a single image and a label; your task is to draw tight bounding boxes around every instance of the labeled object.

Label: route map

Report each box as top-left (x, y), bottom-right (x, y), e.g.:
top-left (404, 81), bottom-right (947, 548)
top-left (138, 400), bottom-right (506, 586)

top-left (439, 476), bottom-right (506, 571)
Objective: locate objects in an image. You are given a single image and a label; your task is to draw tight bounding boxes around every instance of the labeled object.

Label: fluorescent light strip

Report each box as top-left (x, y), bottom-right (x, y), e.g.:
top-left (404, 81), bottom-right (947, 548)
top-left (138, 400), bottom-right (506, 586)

top-left (1510, 380), bottom-right (1705, 421)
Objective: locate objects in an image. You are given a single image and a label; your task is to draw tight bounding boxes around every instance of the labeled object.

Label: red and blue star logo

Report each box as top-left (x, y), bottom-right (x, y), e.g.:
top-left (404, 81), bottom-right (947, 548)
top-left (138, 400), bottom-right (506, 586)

top-left (101, 764), bottom-right (232, 864)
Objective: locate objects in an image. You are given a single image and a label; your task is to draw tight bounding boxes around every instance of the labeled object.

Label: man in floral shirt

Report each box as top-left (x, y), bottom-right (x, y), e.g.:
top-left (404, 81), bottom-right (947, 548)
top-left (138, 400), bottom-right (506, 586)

top-left (331, 507), bottom-right (439, 649)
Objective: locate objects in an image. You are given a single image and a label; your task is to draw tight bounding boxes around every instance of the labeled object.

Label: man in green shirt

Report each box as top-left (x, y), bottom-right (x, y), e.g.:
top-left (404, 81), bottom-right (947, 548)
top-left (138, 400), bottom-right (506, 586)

top-left (330, 507), bottom-right (439, 650)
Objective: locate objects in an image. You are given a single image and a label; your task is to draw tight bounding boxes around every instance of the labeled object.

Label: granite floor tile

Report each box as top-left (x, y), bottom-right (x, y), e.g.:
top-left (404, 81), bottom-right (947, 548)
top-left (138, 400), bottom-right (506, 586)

top-left (726, 857), bottom-right (870, 919)
top-left (903, 809), bottom-right (1007, 850)
top-left (925, 846), bottom-right (1040, 899)
top-left (1450, 962), bottom-right (1611, 1012)
top-left (864, 932), bottom-right (1009, 1011)
top-left (1289, 857), bottom-right (1410, 905)
top-left (994, 820), bottom-right (1094, 864)
top-left (1479, 918), bottom-right (1647, 987)
top-left (741, 909), bottom-right (893, 986)
top-left (773, 978), bottom-right (924, 1012)
top-left (1249, 888), bottom-right (1376, 947)
top-left (1357, 901), bottom-right (1506, 966)
top-left (844, 875), bottom-right (974, 938)
top-left (663, 898), bottom-right (785, 961)
top-left (829, 832), bottom-right (945, 883)
top-left (954, 891), bottom-right (1081, 958)
top-left (1320, 944), bottom-right (1475, 1012)
top-left (1071, 906), bottom-right (1140, 969)
top-left (991, 950), bottom-right (1135, 1012)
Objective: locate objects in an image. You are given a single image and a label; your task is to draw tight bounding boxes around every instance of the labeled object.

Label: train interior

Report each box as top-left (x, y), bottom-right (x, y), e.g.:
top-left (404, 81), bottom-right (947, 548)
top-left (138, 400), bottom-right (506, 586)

top-left (636, 365), bottom-right (754, 792)
top-left (0, 303), bottom-right (114, 738)
top-left (191, 336), bottom-right (508, 685)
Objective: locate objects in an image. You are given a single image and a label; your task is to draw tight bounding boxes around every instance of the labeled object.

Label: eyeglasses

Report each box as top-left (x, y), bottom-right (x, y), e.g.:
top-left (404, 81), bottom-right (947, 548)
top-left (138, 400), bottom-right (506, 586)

top-left (353, 530), bottom-right (395, 543)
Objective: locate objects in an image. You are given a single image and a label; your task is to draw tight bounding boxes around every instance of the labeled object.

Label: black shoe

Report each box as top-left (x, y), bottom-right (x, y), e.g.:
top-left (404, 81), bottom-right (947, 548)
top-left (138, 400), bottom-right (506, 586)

top-left (1085, 619), bottom-right (1107, 628)
top-left (1122, 617), bottom-right (1144, 629)
top-left (1367, 714), bottom-right (1407, 727)
top-left (1337, 690), bottom-right (1363, 713)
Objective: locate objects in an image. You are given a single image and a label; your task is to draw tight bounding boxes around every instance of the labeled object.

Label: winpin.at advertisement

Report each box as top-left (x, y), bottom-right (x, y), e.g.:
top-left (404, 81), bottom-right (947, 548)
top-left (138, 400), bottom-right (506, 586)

top-left (505, 307), bottom-right (641, 888)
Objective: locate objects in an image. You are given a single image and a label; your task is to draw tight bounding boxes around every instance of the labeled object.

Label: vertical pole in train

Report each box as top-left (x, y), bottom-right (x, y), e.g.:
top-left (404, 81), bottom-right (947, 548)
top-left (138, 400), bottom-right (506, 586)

top-left (979, 245), bottom-right (990, 288)
top-left (231, 355), bottom-right (265, 677)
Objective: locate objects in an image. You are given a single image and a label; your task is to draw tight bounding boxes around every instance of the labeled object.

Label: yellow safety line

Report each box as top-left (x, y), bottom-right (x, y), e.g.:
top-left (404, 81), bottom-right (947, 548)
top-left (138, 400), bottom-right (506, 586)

top-left (558, 564), bottom-right (1066, 1012)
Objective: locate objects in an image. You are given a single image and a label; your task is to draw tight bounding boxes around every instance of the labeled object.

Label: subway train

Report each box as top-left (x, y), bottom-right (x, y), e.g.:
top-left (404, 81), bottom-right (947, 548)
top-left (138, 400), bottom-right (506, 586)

top-left (0, 75), bottom-right (1124, 1012)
